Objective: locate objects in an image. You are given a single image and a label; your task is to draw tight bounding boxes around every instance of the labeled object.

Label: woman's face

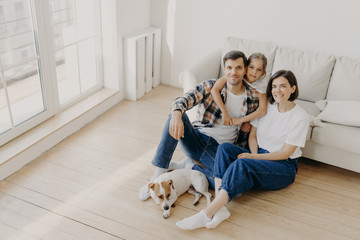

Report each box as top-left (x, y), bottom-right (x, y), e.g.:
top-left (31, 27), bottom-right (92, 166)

top-left (271, 76), bottom-right (296, 103)
top-left (246, 58), bottom-right (265, 83)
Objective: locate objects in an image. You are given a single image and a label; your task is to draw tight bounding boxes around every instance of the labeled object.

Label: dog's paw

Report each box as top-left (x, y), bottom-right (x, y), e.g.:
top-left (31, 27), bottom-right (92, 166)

top-left (193, 201), bottom-right (199, 206)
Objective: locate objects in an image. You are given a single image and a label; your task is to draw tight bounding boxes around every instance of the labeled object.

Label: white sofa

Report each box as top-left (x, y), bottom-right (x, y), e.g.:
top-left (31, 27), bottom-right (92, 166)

top-left (179, 36), bottom-right (360, 173)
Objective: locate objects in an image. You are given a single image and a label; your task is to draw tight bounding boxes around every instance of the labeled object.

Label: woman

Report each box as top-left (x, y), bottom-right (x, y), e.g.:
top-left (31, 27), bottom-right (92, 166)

top-left (176, 70), bottom-right (309, 230)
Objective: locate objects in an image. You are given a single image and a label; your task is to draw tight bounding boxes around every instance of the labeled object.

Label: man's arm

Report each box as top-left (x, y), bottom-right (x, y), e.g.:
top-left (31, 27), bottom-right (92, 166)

top-left (169, 80), bottom-right (213, 139)
top-left (171, 80), bottom-right (213, 113)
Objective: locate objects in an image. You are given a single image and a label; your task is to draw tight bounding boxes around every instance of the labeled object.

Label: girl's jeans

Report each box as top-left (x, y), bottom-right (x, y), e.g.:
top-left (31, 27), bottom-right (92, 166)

top-left (214, 142), bottom-right (298, 201)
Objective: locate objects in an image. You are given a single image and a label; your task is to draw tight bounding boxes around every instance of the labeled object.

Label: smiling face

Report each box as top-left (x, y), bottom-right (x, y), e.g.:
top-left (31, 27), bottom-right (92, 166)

top-left (246, 58), bottom-right (265, 83)
top-left (223, 58), bottom-right (246, 86)
top-left (271, 76), bottom-right (296, 104)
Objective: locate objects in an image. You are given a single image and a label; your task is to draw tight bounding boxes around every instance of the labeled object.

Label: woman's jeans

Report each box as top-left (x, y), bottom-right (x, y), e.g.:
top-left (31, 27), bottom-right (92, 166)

top-left (214, 143), bottom-right (298, 201)
top-left (152, 113), bottom-right (218, 189)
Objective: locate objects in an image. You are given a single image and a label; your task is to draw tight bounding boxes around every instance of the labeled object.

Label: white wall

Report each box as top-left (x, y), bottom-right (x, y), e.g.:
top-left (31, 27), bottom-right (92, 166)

top-left (116, 0), bottom-right (152, 92)
top-left (152, 0), bottom-right (360, 88)
top-left (151, 0), bottom-right (175, 88)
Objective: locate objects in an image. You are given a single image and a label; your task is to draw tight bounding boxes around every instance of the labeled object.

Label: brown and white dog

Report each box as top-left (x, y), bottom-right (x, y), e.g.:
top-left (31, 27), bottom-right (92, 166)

top-left (148, 169), bottom-right (212, 219)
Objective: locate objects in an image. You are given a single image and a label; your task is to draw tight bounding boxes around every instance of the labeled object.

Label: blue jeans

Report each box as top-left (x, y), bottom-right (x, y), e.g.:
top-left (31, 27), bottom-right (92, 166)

top-left (152, 113), bottom-right (218, 189)
top-left (214, 143), bottom-right (298, 201)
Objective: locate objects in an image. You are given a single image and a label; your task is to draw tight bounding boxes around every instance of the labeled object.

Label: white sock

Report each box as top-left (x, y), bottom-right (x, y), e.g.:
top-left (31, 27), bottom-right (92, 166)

top-left (205, 206), bottom-right (230, 229)
top-left (154, 167), bottom-right (166, 178)
top-left (139, 167), bottom-right (166, 201)
top-left (170, 157), bottom-right (194, 170)
top-left (183, 157), bottom-right (195, 169)
top-left (176, 210), bottom-right (211, 230)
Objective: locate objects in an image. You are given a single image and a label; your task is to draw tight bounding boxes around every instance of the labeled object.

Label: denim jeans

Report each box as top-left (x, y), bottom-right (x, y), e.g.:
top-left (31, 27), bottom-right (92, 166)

top-left (214, 143), bottom-right (298, 201)
top-left (152, 113), bottom-right (218, 189)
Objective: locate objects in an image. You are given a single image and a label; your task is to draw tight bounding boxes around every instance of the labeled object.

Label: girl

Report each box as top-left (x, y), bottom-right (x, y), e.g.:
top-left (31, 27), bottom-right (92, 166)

top-left (211, 52), bottom-right (268, 132)
top-left (176, 70), bottom-right (309, 230)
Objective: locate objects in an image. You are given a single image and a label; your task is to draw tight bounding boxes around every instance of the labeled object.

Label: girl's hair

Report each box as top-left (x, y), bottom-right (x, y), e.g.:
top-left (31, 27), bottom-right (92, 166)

top-left (266, 70), bottom-right (299, 104)
top-left (248, 52), bottom-right (267, 73)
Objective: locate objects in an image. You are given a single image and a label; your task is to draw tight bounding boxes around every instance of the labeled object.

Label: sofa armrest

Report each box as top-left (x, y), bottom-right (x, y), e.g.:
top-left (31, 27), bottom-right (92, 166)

top-left (179, 48), bottom-right (222, 93)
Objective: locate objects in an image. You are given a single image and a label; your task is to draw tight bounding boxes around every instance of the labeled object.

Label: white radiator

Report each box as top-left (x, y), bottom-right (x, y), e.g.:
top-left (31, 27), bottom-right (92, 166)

top-left (124, 27), bottom-right (161, 100)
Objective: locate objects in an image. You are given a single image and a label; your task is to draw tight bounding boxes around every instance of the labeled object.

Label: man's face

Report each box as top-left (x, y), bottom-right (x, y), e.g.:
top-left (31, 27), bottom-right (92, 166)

top-left (223, 58), bottom-right (246, 86)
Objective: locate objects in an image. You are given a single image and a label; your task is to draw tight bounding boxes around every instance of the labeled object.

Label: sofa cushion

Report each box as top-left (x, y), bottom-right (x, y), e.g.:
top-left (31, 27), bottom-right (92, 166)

top-left (316, 100), bottom-right (360, 127)
top-left (294, 100), bottom-right (320, 141)
top-left (326, 56), bottom-right (360, 101)
top-left (311, 122), bottom-right (360, 154)
top-left (221, 37), bottom-right (277, 92)
top-left (295, 99), bottom-right (321, 117)
top-left (272, 47), bottom-right (335, 102)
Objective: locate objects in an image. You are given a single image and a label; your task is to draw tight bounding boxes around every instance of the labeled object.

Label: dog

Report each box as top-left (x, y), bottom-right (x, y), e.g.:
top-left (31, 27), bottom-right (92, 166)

top-left (148, 169), bottom-right (212, 219)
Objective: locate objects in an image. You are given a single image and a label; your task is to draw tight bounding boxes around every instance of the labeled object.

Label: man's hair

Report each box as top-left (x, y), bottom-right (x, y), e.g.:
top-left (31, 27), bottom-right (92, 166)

top-left (223, 50), bottom-right (247, 66)
top-left (266, 70), bottom-right (299, 104)
top-left (248, 52), bottom-right (267, 73)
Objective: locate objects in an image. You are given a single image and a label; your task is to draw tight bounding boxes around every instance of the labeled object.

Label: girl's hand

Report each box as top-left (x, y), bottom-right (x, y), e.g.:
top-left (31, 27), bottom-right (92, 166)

top-left (237, 153), bottom-right (253, 159)
top-left (240, 122), bottom-right (251, 132)
top-left (222, 112), bottom-right (232, 126)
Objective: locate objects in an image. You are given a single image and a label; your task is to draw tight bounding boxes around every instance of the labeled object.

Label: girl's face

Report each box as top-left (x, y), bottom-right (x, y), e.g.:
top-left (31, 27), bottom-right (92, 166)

top-left (246, 58), bottom-right (265, 83)
top-left (271, 76), bottom-right (296, 104)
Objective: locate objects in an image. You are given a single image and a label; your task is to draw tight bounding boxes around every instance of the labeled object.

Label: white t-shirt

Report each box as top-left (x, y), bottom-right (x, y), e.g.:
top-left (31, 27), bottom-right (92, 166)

top-left (245, 79), bottom-right (267, 93)
top-left (198, 89), bottom-right (247, 144)
top-left (250, 102), bottom-right (309, 159)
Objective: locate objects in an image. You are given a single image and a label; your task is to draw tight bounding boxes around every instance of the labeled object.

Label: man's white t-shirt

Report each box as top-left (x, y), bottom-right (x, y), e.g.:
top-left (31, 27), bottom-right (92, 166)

top-left (198, 89), bottom-right (247, 144)
top-left (250, 102), bottom-right (309, 159)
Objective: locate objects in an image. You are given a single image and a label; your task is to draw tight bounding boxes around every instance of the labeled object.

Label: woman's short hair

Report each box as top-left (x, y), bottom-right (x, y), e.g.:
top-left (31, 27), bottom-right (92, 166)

top-left (266, 70), bottom-right (299, 104)
top-left (223, 50), bottom-right (247, 67)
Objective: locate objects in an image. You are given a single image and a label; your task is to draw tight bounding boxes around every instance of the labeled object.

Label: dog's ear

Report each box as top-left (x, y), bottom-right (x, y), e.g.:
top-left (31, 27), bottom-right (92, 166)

top-left (148, 183), bottom-right (155, 193)
top-left (168, 180), bottom-right (174, 190)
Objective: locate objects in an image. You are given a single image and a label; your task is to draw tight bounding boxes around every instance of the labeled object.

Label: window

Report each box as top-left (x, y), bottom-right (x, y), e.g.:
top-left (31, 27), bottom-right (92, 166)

top-left (0, 6), bottom-right (6, 33)
top-left (50, 0), bottom-right (102, 105)
top-left (0, 0), bottom-right (103, 146)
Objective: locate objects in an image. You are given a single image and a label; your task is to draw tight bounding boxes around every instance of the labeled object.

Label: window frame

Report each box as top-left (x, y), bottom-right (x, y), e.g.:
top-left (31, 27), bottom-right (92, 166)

top-left (0, 0), bottom-right (104, 146)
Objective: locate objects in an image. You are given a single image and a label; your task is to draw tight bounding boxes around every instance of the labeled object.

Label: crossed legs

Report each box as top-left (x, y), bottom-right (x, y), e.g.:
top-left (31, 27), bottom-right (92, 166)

top-left (177, 142), bottom-right (298, 230)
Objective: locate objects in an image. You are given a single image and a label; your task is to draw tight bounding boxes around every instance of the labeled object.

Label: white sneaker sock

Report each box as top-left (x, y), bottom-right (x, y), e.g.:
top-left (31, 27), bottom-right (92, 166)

top-left (205, 206), bottom-right (230, 229)
top-left (183, 157), bottom-right (195, 169)
top-left (138, 167), bottom-right (166, 201)
top-left (154, 167), bottom-right (166, 178)
top-left (170, 157), bottom-right (194, 170)
top-left (176, 210), bottom-right (211, 230)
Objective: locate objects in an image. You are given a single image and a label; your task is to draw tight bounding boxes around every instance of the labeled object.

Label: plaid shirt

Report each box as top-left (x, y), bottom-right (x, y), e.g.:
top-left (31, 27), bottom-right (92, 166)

top-left (171, 79), bottom-right (260, 147)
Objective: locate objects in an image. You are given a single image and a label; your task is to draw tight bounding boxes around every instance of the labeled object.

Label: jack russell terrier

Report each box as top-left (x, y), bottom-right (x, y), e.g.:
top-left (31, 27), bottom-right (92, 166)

top-left (148, 169), bottom-right (212, 219)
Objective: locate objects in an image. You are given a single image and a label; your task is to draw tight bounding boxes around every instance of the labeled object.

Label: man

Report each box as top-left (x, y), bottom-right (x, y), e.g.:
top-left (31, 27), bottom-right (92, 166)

top-left (139, 50), bottom-right (260, 200)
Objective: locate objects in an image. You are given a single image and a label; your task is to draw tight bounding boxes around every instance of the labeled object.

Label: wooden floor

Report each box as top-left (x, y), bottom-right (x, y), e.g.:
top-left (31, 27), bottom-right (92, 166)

top-left (0, 85), bottom-right (360, 240)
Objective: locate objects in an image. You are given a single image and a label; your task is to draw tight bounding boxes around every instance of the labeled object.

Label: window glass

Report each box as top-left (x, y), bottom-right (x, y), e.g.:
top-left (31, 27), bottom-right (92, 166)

top-left (0, 0), bottom-right (45, 135)
top-left (50, 0), bottom-right (102, 106)
top-left (0, 0), bottom-right (103, 145)
top-left (0, 84), bottom-right (12, 134)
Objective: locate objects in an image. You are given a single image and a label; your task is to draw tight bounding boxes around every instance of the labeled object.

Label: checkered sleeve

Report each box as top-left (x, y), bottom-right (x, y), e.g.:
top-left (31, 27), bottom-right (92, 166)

top-left (171, 80), bottom-right (214, 113)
